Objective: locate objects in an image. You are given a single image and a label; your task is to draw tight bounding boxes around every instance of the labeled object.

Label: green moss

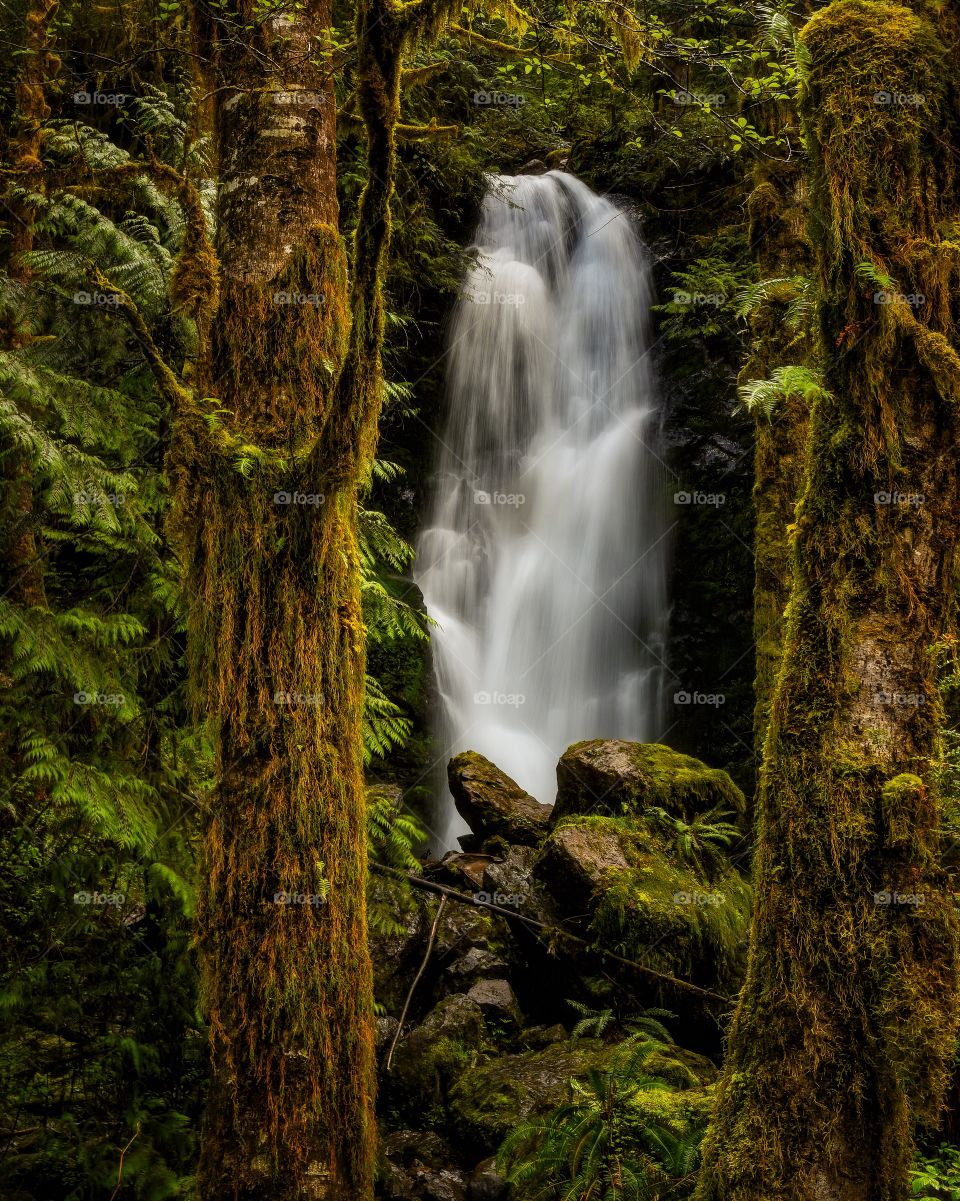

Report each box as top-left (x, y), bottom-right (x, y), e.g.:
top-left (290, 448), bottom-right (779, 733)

top-left (555, 741), bottom-right (747, 823)
top-left (449, 1038), bottom-right (614, 1153)
top-left (697, 4), bottom-right (960, 1198)
top-left (551, 813), bottom-right (752, 995)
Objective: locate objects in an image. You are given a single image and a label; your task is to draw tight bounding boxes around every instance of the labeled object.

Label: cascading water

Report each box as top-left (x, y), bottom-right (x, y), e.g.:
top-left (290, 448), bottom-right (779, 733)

top-left (416, 171), bottom-right (669, 849)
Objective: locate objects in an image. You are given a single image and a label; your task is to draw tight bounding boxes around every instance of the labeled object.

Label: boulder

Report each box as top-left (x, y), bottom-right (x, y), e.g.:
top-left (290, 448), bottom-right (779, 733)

top-left (382, 1131), bottom-right (468, 1201)
top-left (553, 740), bottom-right (746, 824)
top-left (449, 1037), bottom-right (612, 1154)
top-left (467, 1159), bottom-right (508, 1201)
top-left (466, 978), bottom-right (522, 1026)
top-left (479, 846), bottom-right (541, 917)
top-left (448, 752), bottom-right (552, 846)
top-left (534, 813), bottom-right (752, 996)
top-left (534, 821), bottom-right (631, 917)
top-left (387, 994), bottom-right (487, 1118)
top-left (444, 947), bottom-right (510, 990)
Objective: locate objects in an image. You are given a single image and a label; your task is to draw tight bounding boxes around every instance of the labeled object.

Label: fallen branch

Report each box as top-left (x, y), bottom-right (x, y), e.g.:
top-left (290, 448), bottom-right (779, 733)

top-left (385, 894), bottom-right (447, 1072)
top-left (371, 862), bottom-right (731, 1004)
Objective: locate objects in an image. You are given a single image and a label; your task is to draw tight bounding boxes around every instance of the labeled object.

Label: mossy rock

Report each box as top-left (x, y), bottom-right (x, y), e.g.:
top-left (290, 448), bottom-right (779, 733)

top-left (535, 814), bottom-right (752, 995)
top-left (448, 751), bottom-right (553, 846)
top-left (385, 995), bottom-right (488, 1126)
top-left (448, 1037), bottom-right (613, 1154)
top-left (625, 1081), bottom-right (714, 1137)
top-left (553, 741), bottom-right (746, 825)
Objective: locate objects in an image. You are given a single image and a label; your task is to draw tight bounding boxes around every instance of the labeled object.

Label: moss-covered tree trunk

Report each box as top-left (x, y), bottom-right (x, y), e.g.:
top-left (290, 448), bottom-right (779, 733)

top-left (744, 154), bottom-right (812, 754)
top-left (182, 2), bottom-right (376, 1197)
top-left (697, 3), bottom-right (960, 1198)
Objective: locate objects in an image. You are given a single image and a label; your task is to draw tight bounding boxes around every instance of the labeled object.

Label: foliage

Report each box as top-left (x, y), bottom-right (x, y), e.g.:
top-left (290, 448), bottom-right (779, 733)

top-left (498, 1030), bottom-right (706, 1201)
top-left (910, 1143), bottom-right (960, 1199)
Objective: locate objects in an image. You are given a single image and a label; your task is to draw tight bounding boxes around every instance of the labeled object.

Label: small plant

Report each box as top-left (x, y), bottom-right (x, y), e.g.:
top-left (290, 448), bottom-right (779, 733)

top-left (645, 807), bottom-right (742, 877)
top-left (910, 1142), bottom-right (960, 1199)
top-left (499, 1021), bottom-right (706, 1201)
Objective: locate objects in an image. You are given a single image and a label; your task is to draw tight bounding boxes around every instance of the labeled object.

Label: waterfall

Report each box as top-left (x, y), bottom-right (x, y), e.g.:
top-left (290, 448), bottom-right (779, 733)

top-left (416, 171), bottom-right (669, 849)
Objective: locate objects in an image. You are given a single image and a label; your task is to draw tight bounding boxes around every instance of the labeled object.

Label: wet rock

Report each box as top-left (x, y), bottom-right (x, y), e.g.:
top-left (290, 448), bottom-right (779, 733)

top-left (516, 1023), bottom-right (567, 1050)
top-left (553, 740), bottom-right (746, 824)
top-left (466, 978), bottom-right (521, 1025)
top-left (517, 158), bottom-right (548, 175)
top-left (448, 752), bottom-right (552, 846)
top-left (444, 946), bottom-right (510, 990)
top-left (382, 1132), bottom-right (468, 1201)
top-left (480, 846), bottom-right (541, 917)
top-left (369, 876), bottom-right (432, 1013)
top-left (387, 995), bottom-right (487, 1117)
top-left (534, 822), bottom-right (631, 916)
top-left (467, 1159), bottom-right (508, 1201)
top-left (450, 1037), bottom-right (612, 1154)
top-left (377, 1014), bottom-right (400, 1054)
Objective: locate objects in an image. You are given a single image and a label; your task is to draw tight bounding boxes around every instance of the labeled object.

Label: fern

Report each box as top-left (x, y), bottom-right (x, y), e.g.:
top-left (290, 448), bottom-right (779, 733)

top-left (738, 364), bottom-right (831, 420)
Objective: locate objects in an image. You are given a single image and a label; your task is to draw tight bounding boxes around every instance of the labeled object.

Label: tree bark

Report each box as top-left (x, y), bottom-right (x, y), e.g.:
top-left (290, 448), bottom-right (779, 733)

top-left (183, 2), bottom-right (375, 1198)
top-left (697, 2), bottom-right (960, 1198)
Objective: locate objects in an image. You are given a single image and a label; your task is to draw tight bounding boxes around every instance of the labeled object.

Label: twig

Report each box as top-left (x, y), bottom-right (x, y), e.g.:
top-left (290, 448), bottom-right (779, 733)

top-left (109, 1123), bottom-right (141, 1201)
top-left (385, 894), bottom-right (447, 1072)
top-left (372, 862), bottom-right (730, 1004)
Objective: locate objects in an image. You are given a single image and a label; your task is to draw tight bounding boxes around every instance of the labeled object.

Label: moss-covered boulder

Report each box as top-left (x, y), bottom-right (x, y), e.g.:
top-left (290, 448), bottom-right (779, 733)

top-left (448, 1038), bottom-right (613, 1154)
top-left (534, 813), bottom-right (751, 996)
top-left (553, 740), bottom-right (746, 824)
top-left (535, 821), bottom-right (632, 917)
top-left (448, 752), bottom-right (553, 846)
top-left (386, 994), bottom-right (489, 1127)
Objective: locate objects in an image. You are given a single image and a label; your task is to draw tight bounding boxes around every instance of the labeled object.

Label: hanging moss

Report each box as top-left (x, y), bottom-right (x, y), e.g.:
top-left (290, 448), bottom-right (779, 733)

top-left (697, 3), bottom-right (960, 1198)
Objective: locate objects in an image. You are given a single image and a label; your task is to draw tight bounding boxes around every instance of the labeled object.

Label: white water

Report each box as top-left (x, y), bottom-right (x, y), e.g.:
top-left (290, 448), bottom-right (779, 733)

top-left (416, 171), bottom-right (669, 849)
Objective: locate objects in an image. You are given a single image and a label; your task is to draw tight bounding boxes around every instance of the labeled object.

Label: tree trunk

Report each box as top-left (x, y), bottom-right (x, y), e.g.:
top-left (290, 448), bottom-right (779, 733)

top-left (183, 2), bottom-right (375, 1197)
top-left (697, 2), bottom-right (960, 1198)
top-left (744, 152), bottom-right (812, 755)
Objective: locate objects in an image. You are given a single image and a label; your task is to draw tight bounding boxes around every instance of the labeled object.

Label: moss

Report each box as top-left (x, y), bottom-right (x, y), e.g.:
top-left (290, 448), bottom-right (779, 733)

top-left (625, 1081), bottom-right (714, 1136)
top-left (448, 1038), bottom-right (614, 1153)
top-left (555, 741), bottom-right (747, 824)
top-left (697, 5), bottom-right (960, 1198)
top-left (585, 817), bottom-right (752, 995)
